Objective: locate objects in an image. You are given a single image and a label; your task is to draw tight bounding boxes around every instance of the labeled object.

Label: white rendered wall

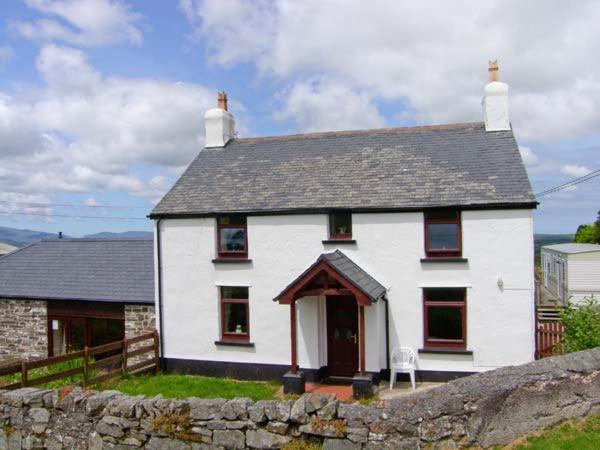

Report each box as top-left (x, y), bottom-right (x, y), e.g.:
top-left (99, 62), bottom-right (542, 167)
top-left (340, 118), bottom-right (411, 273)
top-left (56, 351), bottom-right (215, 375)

top-left (158, 209), bottom-right (535, 374)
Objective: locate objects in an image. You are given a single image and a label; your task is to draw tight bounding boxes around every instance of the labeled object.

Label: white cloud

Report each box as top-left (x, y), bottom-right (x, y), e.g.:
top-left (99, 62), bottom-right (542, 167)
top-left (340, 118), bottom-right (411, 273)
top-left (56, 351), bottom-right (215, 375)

top-left (12, 0), bottom-right (143, 47)
top-left (0, 45), bottom-right (14, 70)
top-left (519, 146), bottom-right (539, 167)
top-left (0, 44), bottom-right (221, 206)
top-left (561, 164), bottom-right (591, 178)
top-left (181, 0), bottom-right (600, 142)
top-left (274, 78), bottom-right (386, 132)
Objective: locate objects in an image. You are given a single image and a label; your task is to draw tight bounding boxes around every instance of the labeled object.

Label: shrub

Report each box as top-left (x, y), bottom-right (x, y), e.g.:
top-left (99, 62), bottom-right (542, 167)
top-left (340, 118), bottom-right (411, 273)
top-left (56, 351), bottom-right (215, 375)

top-left (559, 296), bottom-right (600, 353)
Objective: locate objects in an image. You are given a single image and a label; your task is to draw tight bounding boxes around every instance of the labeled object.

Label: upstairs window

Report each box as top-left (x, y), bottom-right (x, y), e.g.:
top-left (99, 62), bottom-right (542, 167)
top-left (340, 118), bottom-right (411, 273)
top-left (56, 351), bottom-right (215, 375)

top-left (329, 212), bottom-right (352, 240)
top-left (424, 210), bottom-right (461, 257)
top-left (220, 287), bottom-right (249, 342)
top-left (217, 215), bottom-right (247, 258)
top-left (423, 288), bottom-right (466, 349)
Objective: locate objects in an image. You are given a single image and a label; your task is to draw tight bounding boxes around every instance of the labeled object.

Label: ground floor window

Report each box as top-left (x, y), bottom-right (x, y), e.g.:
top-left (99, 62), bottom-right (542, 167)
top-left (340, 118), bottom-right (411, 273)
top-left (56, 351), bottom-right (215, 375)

top-left (423, 287), bottom-right (466, 349)
top-left (220, 286), bottom-right (250, 342)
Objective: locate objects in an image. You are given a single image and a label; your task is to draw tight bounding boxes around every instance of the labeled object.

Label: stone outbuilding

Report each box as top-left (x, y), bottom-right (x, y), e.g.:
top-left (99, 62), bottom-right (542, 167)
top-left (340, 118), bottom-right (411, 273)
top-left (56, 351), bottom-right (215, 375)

top-left (0, 239), bottom-right (155, 361)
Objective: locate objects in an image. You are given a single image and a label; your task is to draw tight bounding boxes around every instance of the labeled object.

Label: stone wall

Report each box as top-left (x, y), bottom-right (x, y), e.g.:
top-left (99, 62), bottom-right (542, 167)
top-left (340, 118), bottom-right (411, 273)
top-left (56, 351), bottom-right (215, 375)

top-left (1, 348), bottom-right (600, 449)
top-left (125, 305), bottom-right (155, 338)
top-left (0, 299), bottom-right (47, 362)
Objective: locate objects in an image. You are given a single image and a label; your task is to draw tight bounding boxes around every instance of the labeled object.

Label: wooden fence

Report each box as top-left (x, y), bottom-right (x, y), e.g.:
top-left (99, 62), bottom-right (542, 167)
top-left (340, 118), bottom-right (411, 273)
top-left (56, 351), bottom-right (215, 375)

top-left (535, 322), bottom-right (564, 359)
top-left (0, 331), bottom-right (159, 390)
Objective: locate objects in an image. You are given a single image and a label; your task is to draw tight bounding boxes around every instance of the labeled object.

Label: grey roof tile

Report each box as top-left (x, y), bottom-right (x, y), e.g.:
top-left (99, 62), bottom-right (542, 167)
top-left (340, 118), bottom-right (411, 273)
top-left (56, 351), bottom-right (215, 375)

top-left (0, 239), bottom-right (154, 304)
top-left (152, 122), bottom-right (535, 216)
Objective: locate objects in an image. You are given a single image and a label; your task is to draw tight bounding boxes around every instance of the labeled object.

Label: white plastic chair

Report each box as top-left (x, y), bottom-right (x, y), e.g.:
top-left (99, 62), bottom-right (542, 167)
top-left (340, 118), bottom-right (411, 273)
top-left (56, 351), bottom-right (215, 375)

top-left (389, 347), bottom-right (416, 390)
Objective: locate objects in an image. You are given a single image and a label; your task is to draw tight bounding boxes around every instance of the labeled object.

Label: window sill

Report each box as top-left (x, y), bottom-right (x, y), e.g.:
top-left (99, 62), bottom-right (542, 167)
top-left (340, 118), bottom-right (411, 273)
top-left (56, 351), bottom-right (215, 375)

top-left (214, 340), bottom-right (255, 348)
top-left (418, 348), bottom-right (473, 355)
top-left (420, 257), bottom-right (468, 263)
top-left (322, 239), bottom-right (357, 244)
top-left (212, 258), bottom-right (252, 264)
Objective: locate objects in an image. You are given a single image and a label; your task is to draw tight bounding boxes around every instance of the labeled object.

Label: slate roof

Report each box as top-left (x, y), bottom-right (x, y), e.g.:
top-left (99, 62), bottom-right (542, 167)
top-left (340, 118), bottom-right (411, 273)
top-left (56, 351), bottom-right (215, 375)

top-left (0, 239), bottom-right (154, 304)
top-left (151, 122), bottom-right (535, 217)
top-left (543, 243), bottom-right (600, 254)
top-left (274, 250), bottom-right (387, 303)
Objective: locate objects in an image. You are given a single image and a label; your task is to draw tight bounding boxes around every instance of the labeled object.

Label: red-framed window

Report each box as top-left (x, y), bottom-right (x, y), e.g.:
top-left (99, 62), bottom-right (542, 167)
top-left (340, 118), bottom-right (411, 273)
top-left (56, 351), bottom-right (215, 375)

top-left (329, 211), bottom-right (352, 240)
top-left (220, 286), bottom-right (250, 342)
top-left (217, 215), bottom-right (248, 258)
top-left (424, 210), bottom-right (461, 257)
top-left (423, 288), bottom-right (466, 349)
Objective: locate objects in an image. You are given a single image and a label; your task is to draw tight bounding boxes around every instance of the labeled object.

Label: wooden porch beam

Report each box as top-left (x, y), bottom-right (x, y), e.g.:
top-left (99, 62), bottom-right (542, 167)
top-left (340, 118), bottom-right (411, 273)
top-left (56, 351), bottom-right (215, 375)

top-left (290, 300), bottom-right (297, 374)
top-left (358, 304), bottom-right (366, 376)
top-left (294, 288), bottom-right (354, 299)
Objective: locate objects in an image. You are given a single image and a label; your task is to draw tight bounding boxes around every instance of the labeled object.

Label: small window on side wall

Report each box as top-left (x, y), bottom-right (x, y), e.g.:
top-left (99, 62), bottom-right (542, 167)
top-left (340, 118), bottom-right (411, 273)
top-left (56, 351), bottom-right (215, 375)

top-left (329, 212), bottom-right (352, 240)
top-left (423, 288), bottom-right (466, 349)
top-left (217, 215), bottom-right (247, 258)
top-left (220, 286), bottom-right (249, 342)
top-left (424, 210), bottom-right (461, 257)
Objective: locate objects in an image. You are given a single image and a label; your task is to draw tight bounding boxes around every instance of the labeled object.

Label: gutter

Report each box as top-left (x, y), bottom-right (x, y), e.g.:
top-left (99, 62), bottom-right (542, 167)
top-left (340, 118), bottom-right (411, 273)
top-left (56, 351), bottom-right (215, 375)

top-left (155, 219), bottom-right (166, 370)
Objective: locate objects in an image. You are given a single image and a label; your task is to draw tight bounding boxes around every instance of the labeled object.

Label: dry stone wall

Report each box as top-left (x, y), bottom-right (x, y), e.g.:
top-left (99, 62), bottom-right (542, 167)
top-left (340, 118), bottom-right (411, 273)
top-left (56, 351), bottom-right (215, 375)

top-left (1, 348), bottom-right (600, 449)
top-left (0, 299), bottom-right (47, 361)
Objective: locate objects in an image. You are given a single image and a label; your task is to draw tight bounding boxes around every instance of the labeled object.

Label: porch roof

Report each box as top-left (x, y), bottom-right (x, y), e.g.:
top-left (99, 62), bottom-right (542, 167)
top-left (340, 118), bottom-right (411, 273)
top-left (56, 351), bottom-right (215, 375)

top-left (274, 250), bottom-right (386, 304)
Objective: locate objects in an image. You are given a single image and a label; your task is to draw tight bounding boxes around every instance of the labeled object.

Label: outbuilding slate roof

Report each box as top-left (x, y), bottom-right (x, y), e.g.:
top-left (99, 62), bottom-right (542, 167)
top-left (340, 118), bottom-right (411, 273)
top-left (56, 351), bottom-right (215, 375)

top-left (542, 243), bottom-right (600, 254)
top-left (0, 239), bottom-right (154, 304)
top-left (274, 250), bottom-right (387, 303)
top-left (151, 122), bottom-right (535, 217)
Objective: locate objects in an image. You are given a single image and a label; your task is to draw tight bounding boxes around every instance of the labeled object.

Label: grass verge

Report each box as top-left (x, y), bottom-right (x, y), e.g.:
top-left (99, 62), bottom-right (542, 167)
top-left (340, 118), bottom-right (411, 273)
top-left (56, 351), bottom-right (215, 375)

top-left (101, 374), bottom-right (280, 401)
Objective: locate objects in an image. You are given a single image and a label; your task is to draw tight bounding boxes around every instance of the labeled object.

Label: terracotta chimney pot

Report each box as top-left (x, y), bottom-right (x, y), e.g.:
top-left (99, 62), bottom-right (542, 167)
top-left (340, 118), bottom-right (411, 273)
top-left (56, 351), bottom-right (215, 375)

top-left (217, 91), bottom-right (228, 111)
top-left (488, 60), bottom-right (499, 82)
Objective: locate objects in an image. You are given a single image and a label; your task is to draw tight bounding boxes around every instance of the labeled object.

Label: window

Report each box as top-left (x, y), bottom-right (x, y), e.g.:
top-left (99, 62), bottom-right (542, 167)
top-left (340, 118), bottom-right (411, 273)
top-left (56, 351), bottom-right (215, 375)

top-left (217, 215), bottom-right (248, 257)
top-left (329, 211), bottom-right (352, 240)
top-left (423, 288), bottom-right (466, 349)
top-left (220, 286), bottom-right (249, 342)
top-left (424, 210), bottom-right (461, 257)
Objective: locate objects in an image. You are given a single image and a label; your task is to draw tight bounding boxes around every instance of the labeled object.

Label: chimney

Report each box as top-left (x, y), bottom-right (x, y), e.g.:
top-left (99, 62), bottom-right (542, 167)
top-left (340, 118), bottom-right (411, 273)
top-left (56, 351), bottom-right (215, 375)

top-left (204, 91), bottom-right (235, 147)
top-left (483, 60), bottom-right (510, 131)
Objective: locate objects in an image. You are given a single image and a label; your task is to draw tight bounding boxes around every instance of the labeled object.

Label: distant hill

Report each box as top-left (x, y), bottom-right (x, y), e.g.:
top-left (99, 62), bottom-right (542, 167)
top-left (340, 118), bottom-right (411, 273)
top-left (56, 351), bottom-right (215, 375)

top-left (0, 226), bottom-right (151, 248)
top-left (0, 226), bottom-right (65, 248)
top-left (83, 231), bottom-right (152, 240)
top-left (534, 233), bottom-right (574, 265)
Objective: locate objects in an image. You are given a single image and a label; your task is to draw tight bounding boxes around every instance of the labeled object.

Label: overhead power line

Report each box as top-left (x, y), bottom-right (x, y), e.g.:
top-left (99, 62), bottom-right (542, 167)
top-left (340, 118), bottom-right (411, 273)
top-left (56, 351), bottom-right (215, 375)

top-left (0, 211), bottom-right (148, 221)
top-left (0, 200), bottom-right (148, 210)
top-left (535, 168), bottom-right (600, 198)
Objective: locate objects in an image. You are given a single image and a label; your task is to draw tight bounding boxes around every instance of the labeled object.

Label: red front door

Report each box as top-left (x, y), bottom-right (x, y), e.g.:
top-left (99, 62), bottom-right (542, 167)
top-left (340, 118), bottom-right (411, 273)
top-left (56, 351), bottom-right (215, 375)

top-left (326, 296), bottom-right (359, 377)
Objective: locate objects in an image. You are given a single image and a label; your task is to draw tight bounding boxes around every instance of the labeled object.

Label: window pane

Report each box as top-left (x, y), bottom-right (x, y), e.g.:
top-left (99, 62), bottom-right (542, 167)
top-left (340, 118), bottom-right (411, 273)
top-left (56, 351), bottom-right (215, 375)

top-left (428, 223), bottom-right (459, 250)
top-left (224, 303), bottom-right (248, 334)
top-left (219, 227), bottom-right (246, 252)
top-left (427, 307), bottom-right (463, 340)
top-left (425, 288), bottom-right (465, 302)
top-left (331, 212), bottom-right (351, 236)
top-left (221, 286), bottom-right (248, 299)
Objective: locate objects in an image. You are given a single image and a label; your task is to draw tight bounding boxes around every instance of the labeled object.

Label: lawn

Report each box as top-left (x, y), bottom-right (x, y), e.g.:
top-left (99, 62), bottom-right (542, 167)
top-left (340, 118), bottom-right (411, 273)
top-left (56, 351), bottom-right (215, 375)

top-left (506, 413), bottom-right (600, 450)
top-left (102, 374), bottom-right (280, 401)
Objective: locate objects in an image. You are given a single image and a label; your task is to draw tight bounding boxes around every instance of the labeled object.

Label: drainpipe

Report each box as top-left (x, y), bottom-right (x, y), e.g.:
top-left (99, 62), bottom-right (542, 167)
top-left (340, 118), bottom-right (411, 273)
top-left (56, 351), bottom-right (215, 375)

top-left (381, 295), bottom-right (390, 373)
top-left (155, 218), bottom-right (166, 371)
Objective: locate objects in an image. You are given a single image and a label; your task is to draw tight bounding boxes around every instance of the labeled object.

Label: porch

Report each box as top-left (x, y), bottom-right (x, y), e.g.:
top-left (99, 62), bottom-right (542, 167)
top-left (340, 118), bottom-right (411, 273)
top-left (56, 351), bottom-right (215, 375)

top-left (273, 250), bottom-right (387, 398)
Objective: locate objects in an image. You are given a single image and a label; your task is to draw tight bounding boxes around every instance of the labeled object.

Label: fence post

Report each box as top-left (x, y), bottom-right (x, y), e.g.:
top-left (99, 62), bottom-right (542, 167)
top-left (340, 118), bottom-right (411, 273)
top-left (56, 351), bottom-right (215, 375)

top-left (122, 338), bottom-right (128, 377)
top-left (20, 360), bottom-right (28, 388)
top-left (153, 329), bottom-right (160, 375)
top-left (82, 346), bottom-right (89, 388)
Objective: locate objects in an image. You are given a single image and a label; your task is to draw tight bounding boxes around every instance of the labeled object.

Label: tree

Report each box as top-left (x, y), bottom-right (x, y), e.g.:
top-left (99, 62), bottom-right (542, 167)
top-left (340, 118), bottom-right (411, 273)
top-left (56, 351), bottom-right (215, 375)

top-left (575, 224), bottom-right (599, 243)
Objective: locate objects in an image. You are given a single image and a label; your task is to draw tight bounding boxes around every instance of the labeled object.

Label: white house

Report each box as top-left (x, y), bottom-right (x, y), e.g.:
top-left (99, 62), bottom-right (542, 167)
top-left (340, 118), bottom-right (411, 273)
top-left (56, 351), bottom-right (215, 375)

top-left (150, 64), bottom-right (536, 394)
top-left (541, 243), bottom-right (600, 303)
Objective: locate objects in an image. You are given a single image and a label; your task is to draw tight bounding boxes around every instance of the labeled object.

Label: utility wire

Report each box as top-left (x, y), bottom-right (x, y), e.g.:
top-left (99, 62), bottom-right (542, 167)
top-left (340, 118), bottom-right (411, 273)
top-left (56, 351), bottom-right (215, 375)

top-left (535, 168), bottom-right (600, 198)
top-left (0, 200), bottom-right (148, 210)
top-left (0, 211), bottom-right (147, 221)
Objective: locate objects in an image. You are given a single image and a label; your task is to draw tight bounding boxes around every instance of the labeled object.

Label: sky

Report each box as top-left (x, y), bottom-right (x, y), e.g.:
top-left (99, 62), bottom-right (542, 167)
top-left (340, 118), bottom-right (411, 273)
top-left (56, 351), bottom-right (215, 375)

top-left (0, 0), bottom-right (598, 236)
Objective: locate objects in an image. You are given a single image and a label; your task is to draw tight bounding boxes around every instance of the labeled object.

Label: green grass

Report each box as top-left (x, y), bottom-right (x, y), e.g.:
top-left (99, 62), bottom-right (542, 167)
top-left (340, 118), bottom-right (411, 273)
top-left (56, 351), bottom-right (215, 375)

top-left (508, 414), bottom-right (600, 449)
top-left (0, 357), bottom-right (96, 390)
top-left (102, 374), bottom-right (280, 401)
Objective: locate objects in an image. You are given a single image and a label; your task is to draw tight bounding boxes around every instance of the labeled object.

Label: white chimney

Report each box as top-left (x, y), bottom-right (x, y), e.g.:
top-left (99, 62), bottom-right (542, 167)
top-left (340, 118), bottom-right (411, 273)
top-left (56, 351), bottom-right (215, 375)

top-left (204, 91), bottom-right (235, 147)
top-left (483, 60), bottom-right (510, 131)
